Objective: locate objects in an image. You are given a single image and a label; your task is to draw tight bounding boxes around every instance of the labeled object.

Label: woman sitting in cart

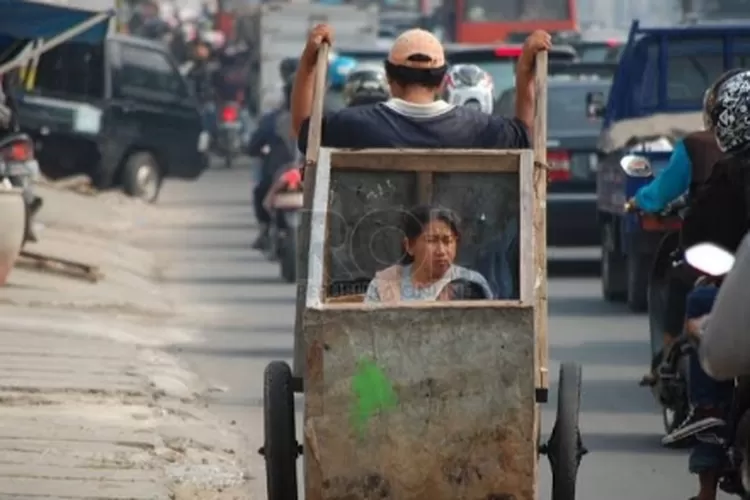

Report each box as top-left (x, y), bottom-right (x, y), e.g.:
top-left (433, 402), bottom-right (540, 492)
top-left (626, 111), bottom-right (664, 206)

top-left (364, 205), bottom-right (494, 302)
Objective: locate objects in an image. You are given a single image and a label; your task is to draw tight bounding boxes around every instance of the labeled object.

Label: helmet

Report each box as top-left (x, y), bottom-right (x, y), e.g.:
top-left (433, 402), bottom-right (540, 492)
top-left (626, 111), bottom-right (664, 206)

top-left (343, 64), bottom-right (390, 106)
top-left (703, 69), bottom-right (746, 130)
top-left (279, 58), bottom-right (298, 85)
top-left (442, 64), bottom-right (494, 114)
top-left (708, 70), bottom-right (750, 153)
top-left (328, 55), bottom-right (357, 90)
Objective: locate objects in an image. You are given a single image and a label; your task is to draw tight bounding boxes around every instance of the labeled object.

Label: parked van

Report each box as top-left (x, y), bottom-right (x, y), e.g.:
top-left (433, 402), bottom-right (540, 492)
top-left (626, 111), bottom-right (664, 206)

top-left (16, 34), bottom-right (209, 202)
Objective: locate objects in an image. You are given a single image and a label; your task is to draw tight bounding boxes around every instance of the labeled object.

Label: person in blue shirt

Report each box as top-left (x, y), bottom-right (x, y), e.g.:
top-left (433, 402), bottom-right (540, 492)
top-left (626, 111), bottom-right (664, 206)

top-left (631, 139), bottom-right (692, 213)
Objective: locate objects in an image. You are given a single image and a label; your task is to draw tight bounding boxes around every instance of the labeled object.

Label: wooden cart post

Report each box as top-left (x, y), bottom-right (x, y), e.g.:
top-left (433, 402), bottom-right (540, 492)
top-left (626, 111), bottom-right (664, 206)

top-left (293, 44), bottom-right (329, 381)
top-left (533, 51), bottom-right (549, 398)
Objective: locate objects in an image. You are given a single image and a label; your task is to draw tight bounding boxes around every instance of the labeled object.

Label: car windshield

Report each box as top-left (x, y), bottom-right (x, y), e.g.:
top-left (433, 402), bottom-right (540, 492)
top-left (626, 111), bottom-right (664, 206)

top-left (496, 84), bottom-right (610, 131)
top-left (548, 85), bottom-right (610, 132)
top-left (576, 45), bottom-right (613, 62)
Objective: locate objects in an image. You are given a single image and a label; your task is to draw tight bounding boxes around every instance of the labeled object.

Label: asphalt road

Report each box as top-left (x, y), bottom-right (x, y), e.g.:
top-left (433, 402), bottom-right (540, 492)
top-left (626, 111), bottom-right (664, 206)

top-left (137, 164), bottom-right (732, 500)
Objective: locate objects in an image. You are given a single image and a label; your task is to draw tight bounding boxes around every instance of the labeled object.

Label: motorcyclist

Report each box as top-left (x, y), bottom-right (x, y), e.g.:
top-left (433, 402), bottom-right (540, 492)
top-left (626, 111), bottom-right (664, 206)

top-left (631, 70), bottom-right (740, 386)
top-left (661, 69), bottom-right (750, 500)
top-left (0, 71), bottom-right (41, 242)
top-left (343, 63), bottom-right (390, 107)
top-left (440, 64), bottom-right (495, 114)
top-left (291, 25), bottom-right (546, 152)
top-left (186, 40), bottom-right (220, 138)
top-left (248, 82), bottom-right (296, 250)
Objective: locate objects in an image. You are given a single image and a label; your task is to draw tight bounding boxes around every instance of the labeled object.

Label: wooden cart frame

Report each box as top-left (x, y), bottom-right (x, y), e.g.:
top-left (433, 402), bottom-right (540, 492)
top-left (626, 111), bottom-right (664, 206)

top-left (258, 48), bottom-right (586, 500)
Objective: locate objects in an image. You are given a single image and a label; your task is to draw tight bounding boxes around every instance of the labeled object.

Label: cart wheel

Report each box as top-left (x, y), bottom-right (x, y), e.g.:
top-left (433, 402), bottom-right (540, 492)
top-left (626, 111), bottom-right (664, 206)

top-left (263, 361), bottom-right (298, 500)
top-left (548, 363), bottom-right (585, 500)
top-left (280, 229), bottom-right (296, 283)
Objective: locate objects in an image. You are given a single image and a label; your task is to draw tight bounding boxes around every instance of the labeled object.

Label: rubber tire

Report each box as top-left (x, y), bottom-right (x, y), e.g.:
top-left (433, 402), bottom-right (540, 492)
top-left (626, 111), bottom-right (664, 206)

top-left (121, 152), bottom-right (162, 203)
top-left (280, 229), bottom-right (296, 283)
top-left (263, 361), bottom-right (298, 500)
top-left (626, 252), bottom-right (649, 312)
top-left (647, 276), bottom-right (669, 359)
top-left (601, 223), bottom-right (626, 302)
top-left (550, 362), bottom-right (583, 500)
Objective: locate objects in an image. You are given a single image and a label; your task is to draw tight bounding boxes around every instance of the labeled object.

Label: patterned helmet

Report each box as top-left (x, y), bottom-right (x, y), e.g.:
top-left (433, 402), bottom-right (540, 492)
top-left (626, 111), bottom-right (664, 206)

top-left (708, 70), bottom-right (750, 153)
top-left (703, 68), bottom-right (747, 131)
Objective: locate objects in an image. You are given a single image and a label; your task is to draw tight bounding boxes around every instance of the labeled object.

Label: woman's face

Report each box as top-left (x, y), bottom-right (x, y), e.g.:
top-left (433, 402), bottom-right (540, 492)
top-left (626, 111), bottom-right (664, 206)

top-left (405, 219), bottom-right (457, 280)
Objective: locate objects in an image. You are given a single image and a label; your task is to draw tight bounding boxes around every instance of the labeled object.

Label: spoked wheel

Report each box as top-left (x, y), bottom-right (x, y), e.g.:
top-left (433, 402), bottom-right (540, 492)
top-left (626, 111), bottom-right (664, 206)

top-left (544, 363), bottom-right (586, 500)
top-left (261, 361), bottom-right (299, 500)
top-left (662, 354), bottom-right (692, 449)
top-left (736, 411), bottom-right (750, 495)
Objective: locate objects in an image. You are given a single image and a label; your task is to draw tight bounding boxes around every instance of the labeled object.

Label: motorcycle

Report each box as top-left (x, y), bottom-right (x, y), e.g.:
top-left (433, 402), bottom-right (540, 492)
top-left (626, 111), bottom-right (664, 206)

top-left (681, 242), bottom-right (750, 497)
top-left (215, 101), bottom-right (243, 169)
top-left (620, 155), bottom-right (692, 443)
top-left (269, 183), bottom-right (303, 283)
top-left (0, 132), bottom-right (41, 245)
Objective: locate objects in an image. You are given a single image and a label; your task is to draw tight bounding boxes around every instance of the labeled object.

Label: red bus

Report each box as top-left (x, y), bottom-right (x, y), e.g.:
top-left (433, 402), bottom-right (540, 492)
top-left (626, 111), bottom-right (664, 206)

top-left (450, 0), bottom-right (578, 44)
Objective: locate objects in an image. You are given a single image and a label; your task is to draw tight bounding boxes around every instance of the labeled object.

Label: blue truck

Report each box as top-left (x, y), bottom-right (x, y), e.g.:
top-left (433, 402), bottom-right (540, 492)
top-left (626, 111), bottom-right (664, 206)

top-left (593, 20), bottom-right (750, 312)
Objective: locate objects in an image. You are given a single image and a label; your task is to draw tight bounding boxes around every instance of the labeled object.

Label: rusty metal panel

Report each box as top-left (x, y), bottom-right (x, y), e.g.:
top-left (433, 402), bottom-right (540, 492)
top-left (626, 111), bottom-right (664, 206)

top-left (303, 304), bottom-right (536, 500)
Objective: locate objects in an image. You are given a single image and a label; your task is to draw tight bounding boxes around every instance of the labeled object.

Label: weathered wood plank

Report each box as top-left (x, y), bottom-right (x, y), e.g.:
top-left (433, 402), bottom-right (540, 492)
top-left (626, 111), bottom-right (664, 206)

top-left (303, 304), bottom-right (536, 500)
top-left (330, 149), bottom-right (522, 172)
top-left (532, 52), bottom-right (550, 393)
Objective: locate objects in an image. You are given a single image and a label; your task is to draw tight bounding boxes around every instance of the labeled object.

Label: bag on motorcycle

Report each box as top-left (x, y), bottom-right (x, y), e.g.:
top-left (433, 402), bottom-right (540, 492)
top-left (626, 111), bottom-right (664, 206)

top-left (700, 232), bottom-right (750, 380)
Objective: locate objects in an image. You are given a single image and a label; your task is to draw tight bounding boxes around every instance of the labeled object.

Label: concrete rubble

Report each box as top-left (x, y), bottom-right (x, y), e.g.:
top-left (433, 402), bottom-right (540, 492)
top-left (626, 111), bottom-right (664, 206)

top-left (0, 183), bottom-right (257, 499)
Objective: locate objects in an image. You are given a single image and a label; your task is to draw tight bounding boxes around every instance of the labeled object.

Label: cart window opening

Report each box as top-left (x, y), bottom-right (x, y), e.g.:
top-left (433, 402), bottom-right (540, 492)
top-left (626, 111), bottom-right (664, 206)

top-left (33, 42), bottom-right (105, 99)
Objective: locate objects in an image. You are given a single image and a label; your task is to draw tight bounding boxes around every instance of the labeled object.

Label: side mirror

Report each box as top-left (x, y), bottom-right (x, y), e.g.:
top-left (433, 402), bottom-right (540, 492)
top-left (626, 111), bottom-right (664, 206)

top-left (685, 243), bottom-right (735, 277)
top-left (619, 154), bottom-right (652, 178)
top-left (585, 91), bottom-right (606, 118)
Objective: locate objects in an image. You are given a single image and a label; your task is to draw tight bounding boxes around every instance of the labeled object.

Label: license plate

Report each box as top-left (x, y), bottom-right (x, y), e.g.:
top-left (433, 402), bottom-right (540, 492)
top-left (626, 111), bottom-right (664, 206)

top-left (5, 160), bottom-right (39, 177)
top-left (198, 132), bottom-right (210, 152)
top-left (589, 153), bottom-right (598, 171)
top-left (220, 122), bottom-right (242, 129)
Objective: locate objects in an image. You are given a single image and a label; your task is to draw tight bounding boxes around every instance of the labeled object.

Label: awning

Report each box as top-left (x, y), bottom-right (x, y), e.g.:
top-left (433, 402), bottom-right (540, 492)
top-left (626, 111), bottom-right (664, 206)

top-left (0, 0), bottom-right (115, 74)
top-left (0, 0), bottom-right (114, 44)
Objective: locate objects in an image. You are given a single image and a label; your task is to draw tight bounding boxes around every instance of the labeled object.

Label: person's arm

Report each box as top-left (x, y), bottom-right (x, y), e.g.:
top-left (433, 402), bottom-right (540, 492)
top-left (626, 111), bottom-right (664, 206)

top-left (514, 57), bottom-right (534, 134)
top-left (514, 31), bottom-right (551, 135)
top-left (633, 140), bottom-right (691, 213)
top-left (487, 115), bottom-right (531, 148)
top-left (291, 24), bottom-right (332, 137)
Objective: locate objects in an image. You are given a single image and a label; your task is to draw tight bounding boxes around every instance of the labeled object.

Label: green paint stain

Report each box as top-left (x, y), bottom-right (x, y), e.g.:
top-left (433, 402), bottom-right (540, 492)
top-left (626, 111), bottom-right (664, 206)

top-left (350, 358), bottom-right (398, 437)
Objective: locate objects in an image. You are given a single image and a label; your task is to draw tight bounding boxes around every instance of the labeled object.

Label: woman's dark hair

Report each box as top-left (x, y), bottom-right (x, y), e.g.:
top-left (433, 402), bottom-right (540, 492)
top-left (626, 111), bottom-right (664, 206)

top-left (401, 205), bottom-right (461, 264)
top-left (385, 60), bottom-right (447, 89)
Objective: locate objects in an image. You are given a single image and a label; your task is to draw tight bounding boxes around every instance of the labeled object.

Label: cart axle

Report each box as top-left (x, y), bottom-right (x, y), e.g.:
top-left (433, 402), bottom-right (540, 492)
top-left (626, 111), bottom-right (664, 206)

top-left (258, 443), bottom-right (303, 457)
